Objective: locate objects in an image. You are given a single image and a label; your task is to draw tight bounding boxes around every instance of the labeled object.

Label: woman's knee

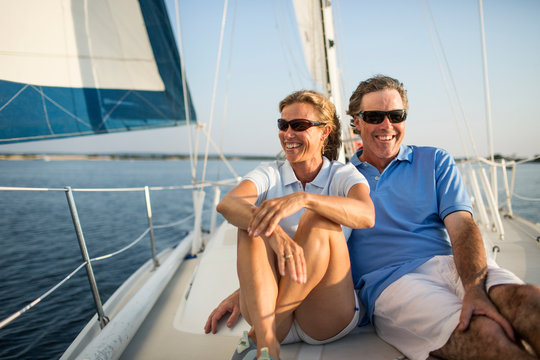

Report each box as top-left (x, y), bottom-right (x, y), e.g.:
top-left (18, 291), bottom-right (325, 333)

top-left (297, 209), bottom-right (342, 236)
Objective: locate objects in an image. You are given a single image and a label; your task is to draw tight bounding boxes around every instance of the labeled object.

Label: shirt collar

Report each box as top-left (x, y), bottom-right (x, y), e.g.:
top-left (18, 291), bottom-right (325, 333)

top-left (351, 144), bottom-right (413, 167)
top-left (282, 157), bottom-right (331, 188)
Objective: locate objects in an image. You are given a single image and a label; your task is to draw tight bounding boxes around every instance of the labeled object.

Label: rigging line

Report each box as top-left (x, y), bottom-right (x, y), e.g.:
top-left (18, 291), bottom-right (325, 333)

top-left (199, 125), bottom-right (239, 179)
top-left (0, 214), bottom-right (195, 331)
top-left (420, 0), bottom-right (469, 160)
top-left (98, 90), bottom-right (133, 129)
top-left (91, 228), bottom-right (150, 262)
top-left (478, 0), bottom-right (495, 162)
top-left (0, 262), bottom-right (86, 330)
top-left (201, 0), bottom-right (229, 186)
top-left (39, 86), bottom-right (54, 135)
top-left (153, 214), bottom-right (194, 229)
top-left (0, 186), bottom-right (65, 191)
top-left (424, 0), bottom-right (481, 159)
top-left (218, 0), bottom-right (239, 182)
top-left (30, 85), bottom-right (91, 128)
top-left (0, 84), bottom-right (28, 112)
top-left (131, 91), bottom-right (173, 120)
top-left (516, 155), bottom-right (540, 165)
top-left (273, 0), bottom-right (307, 89)
top-left (174, 0), bottom-right (196, 181)
top-left (513, 193), bottom-right (540, 202)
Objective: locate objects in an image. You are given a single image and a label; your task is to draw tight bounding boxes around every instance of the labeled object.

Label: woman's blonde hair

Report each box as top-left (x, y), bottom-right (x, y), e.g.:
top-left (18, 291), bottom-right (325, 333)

top-left (279, 90), bottom-right (342, 161)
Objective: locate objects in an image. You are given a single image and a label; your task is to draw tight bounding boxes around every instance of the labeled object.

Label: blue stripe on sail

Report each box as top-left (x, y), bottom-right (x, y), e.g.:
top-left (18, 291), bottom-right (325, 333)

top-left (0, 0), bottom-right (196, 144)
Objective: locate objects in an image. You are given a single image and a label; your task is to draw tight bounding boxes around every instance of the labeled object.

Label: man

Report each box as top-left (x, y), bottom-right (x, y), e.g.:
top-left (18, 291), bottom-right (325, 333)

top-left (345, 75), bottom-right (539, 359)
top-left (205, 75), bottom-right (540, 359)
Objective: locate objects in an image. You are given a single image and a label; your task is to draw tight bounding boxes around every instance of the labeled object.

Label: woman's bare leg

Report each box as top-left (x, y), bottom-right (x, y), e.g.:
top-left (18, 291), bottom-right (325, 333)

top-left (236, 210), bottom-right (356, 359)
top-left (236, 229), bottom-right (281, 358)
top-left (275, 210), bottom-right (356, 342)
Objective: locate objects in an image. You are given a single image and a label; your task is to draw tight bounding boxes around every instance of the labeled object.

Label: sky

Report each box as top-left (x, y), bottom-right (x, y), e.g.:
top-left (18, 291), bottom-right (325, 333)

top-left (1, 0), bottom-right (539, 159)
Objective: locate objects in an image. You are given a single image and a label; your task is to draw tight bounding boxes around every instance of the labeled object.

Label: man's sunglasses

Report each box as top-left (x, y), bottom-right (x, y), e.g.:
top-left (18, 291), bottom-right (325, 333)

top-left (277, 118), bottom-right (325, 132)
top-left (357, 109), bottom-right (407, 124)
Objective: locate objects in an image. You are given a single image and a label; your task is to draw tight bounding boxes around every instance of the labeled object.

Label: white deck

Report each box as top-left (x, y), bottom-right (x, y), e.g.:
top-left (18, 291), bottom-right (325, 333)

top-left (117, 213), bottom-right (540, 359)
top-left (120, 222), bottom-right (403, 359)
top-left (481, 213), bottom-right (540, 286)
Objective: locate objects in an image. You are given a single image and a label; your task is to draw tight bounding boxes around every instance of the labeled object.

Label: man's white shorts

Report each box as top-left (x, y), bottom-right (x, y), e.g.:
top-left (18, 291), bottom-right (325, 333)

top-left (373, 255), bottom-right (523, 360)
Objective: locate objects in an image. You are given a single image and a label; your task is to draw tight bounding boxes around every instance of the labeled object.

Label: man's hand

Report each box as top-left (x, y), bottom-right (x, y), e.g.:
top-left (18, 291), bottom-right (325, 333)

top-left (204, 290), bottom-right (241, 334)
top-left (459, 285), bottom-right (515, 341)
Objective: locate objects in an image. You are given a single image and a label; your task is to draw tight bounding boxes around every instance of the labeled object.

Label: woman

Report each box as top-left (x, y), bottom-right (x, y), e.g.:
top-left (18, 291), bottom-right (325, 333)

top-left (212, 90), bottom-right (374, 360)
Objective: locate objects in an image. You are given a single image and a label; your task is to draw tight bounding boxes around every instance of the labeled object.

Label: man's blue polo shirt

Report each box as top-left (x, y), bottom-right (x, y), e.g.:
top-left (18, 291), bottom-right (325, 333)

top-left (348, 145), bottom-right (473, 322)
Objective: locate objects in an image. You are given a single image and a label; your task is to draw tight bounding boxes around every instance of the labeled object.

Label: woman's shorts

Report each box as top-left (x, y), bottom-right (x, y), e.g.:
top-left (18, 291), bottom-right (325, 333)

top-left (282, 290), bottom-right (361, 345)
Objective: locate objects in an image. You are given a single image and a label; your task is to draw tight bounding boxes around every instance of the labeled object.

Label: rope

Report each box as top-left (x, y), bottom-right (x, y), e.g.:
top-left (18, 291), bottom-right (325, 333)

top-left (201, 0), bottom-right (229, 185)
top-left (513, 193), bottom-right (540, 202)
top-left (91, 228), bottom-right (151, 262)
top-left (0, 262), bottom-right (86, 330)
top-left (0, 214), bottom-right (196, 330)
top-left (0, 181), bottom-right (237, 193)
top-left (420, 0), bottom-right (480, 160)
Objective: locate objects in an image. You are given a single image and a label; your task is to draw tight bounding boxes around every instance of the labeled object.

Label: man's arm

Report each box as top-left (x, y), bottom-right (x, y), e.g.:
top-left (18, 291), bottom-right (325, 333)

top-left (444, 211), bottom-right (514, 339)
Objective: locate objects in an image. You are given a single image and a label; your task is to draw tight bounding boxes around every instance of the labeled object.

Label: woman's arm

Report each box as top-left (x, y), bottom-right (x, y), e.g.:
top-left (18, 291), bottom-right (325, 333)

top-left (217, 179), bottom-right (306, 282)
top-left (249, 183), bottom-right (374, 238)
top-left (216, 179), bottom-right (258, 230)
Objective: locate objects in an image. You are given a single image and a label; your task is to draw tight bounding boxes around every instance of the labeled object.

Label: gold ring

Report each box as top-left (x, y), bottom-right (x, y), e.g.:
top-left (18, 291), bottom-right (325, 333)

top-left (284, 254), bottom-right (293, 259)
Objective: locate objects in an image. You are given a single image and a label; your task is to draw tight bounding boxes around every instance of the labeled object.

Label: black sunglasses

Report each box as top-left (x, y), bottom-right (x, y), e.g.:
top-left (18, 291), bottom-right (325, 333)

top-left (277, 118), bottom-right (325, 132)
top-left (357, 109), bottom-right (407, 124)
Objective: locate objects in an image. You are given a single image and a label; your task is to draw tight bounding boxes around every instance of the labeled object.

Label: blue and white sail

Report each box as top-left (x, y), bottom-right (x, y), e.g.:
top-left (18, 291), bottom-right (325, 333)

top-left (0, 0), bottom-right (195, 144)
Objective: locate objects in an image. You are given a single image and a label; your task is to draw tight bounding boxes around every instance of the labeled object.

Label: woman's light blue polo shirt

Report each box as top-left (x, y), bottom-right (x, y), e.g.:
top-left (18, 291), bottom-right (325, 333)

top-left (243, 156), bottom-right (369, 238)
top-left (348, 145), bottom-right (473, 322)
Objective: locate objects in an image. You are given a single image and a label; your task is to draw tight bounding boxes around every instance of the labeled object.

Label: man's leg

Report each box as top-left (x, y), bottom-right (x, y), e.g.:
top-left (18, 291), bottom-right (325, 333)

top-left (431, 281), bottom-right (540, 359)
top-left (430, 314), bottom-right (536, 359)
top-left (489, 283), bottom-right (540, 356)
top-left (373, 256), bottom-right (538, 360)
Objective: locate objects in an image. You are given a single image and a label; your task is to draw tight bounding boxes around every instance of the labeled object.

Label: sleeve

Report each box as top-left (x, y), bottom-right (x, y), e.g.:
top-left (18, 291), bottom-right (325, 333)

top-left (241, 161), bottom-right (273, 206)
top-left (329, 162), bottom-right (370, 197)
top-left (435, 149), bottom-right (473, 219)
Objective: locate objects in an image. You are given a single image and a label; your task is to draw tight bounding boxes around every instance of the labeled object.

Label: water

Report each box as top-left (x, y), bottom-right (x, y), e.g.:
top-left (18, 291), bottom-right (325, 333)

top-left (0, 159), bottom-right (538, 359)
top-left (499, 163), bottom-right (540, 224)
top-left (0, 159), bottom-right (259, 360)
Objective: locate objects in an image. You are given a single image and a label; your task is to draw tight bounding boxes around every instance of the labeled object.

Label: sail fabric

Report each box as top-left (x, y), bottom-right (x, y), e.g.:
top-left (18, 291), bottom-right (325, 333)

top-left (0, 0), bottom-right (196, 144)
top-left (292, 0), bottom-right (327, 92)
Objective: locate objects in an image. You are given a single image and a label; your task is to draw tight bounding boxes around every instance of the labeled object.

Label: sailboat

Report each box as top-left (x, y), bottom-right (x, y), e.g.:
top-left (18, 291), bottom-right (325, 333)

top-left (1, 0), bottom-right (539, 359)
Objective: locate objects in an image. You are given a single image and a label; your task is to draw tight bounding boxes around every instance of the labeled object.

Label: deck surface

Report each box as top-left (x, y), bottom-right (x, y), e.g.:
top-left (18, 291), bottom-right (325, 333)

top-left (121, 223), bottom-right (403, 359)
top-left (121, 214), bottom-right (540, 359)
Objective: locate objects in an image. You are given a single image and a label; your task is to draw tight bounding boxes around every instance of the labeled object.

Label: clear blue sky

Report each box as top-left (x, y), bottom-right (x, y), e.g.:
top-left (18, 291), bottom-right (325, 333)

top-left (1, 0), bottom-right (539, 158)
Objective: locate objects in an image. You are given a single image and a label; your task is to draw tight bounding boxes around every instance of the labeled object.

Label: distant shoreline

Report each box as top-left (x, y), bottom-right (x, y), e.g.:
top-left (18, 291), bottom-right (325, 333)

top-left (0, 153), bottom-right (538, 163)
top-left (0, 153), bottom-right (277, 161)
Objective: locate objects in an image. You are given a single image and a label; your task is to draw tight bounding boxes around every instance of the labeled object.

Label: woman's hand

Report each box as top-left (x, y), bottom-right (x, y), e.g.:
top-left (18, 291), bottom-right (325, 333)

top-left (248, 192), bottom-right (307, 238)
top-left (265, 227), bottom-right (306, 284)
top-left (204, 290), bottom-right (241, 334)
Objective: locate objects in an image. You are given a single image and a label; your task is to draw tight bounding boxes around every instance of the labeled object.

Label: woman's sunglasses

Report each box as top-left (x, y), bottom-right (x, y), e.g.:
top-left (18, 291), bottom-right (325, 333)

top-left (277, 118), bottom-right (325, 132)
top-left (357, 109), bottom-right (407, 124)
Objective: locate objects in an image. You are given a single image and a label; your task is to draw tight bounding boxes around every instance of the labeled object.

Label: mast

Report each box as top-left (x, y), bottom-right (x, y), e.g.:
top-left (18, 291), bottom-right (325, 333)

top-left (478, 0), bottom-right (498, 205)
top-left (478, 0), bottom-right (494, 163)
top-left (319, 0), bottom-right (354, 162)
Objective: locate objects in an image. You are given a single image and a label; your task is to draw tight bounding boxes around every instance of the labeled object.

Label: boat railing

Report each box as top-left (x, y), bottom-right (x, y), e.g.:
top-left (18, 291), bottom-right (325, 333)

top-left (459, 156), bottom-right (540, 259)
top-left (0, 179), bottom-right (236, 332)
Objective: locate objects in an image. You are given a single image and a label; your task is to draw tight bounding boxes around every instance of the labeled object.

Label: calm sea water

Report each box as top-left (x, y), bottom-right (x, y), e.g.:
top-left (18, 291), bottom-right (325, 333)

top-left (0, 159), bottom-right (538, 359)
top-left (0, 159), bottom-right (259, 360)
